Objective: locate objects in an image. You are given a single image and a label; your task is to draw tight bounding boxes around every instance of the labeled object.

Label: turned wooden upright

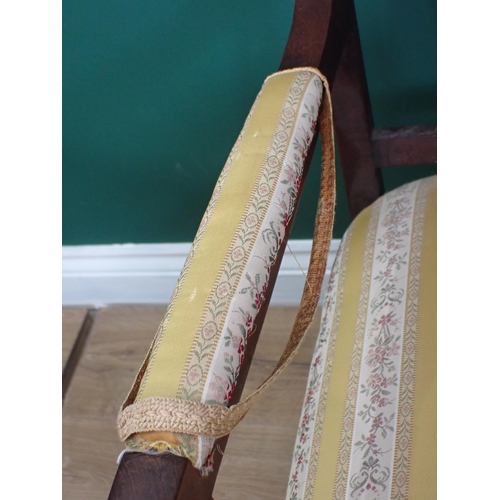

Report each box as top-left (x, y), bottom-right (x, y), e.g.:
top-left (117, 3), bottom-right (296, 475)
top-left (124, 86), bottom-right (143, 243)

top-left (108, 0), bottom-right (436, 498)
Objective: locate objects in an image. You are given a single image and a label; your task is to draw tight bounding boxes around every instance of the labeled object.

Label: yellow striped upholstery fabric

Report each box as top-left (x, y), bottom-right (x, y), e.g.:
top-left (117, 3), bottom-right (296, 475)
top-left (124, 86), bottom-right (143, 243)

top-left (118, 69), bottom-right (325, 471)
top-left (287, 176), bottom-right (436, 500)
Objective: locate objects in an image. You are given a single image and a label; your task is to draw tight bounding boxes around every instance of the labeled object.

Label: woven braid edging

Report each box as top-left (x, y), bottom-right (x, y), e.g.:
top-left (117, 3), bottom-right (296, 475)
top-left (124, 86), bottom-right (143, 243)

top-left (118, 396), bottom-right (252, 440)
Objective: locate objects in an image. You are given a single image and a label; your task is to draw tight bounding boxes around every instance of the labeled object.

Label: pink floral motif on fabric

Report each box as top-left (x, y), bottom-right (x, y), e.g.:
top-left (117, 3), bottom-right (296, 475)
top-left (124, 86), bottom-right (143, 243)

top-left (346, 182), bottom-right (418, 499)
top-left (287, 236), bottom-right (346, 499)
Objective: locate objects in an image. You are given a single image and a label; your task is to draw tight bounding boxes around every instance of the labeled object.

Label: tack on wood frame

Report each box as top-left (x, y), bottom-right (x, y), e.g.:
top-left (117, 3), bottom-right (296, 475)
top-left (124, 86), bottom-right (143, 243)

top-left (107, 0), bottom-right (437, 498)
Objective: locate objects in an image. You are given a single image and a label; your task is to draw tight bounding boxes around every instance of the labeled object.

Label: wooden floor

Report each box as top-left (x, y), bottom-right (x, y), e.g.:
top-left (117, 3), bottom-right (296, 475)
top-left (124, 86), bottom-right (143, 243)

top-left (62, 306), bottom-right (320, 499)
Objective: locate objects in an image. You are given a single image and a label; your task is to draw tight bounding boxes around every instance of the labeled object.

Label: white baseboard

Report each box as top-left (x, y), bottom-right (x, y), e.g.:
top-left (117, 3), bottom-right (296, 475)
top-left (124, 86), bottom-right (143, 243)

top-left (62, 239), bottom-right (340, 308)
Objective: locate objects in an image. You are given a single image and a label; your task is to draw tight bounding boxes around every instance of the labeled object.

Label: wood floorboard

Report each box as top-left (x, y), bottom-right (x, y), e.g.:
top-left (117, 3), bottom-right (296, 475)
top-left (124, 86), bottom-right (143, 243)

top-left (63, 309), bottom-right (99, 402)
top-left (63, 415), bottom-right (123, 500)
top-left (63, 306), bottom-right (168, 500)
top-left (62, 305), bottom-right (321, 499)
top-left (62, 309), bottom-right (87, 368)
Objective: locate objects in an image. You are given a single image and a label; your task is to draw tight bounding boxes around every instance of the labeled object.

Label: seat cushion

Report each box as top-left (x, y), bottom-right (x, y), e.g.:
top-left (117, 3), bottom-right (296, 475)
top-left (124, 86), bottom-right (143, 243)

top-left (287, 176), bottom-right (436, 499)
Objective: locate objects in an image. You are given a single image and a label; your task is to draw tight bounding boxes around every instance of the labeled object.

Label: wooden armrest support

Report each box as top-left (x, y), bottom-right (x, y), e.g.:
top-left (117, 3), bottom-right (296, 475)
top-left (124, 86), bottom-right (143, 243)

top-left (109, 452), bottom-right (213, 500)
top-left (281, 0), bottom-right (436, 218)
top-left (280, 0), bottom-right (355, 82)
top-left (281, 0), bottom-right (385, 220)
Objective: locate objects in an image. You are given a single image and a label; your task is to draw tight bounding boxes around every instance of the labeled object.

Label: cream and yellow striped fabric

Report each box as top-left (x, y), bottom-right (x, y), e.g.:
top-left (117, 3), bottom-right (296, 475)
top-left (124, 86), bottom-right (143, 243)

top-left (287, 176), bottom-right (436, 500)
top-left (119, 69), bottom-right (325, 471)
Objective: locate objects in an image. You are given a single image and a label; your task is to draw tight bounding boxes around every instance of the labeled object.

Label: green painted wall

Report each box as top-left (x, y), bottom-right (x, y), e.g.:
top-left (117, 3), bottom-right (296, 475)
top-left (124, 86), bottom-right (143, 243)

top-left (63, 0), bottom-right (436, 246)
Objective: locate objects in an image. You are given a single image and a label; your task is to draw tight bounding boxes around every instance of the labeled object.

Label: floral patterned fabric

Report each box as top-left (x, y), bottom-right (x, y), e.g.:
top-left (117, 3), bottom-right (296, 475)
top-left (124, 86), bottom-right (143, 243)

top-left (120, 69), bottom-right (324, 470)
top-left (287, 176), bottom-right (436, 500)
